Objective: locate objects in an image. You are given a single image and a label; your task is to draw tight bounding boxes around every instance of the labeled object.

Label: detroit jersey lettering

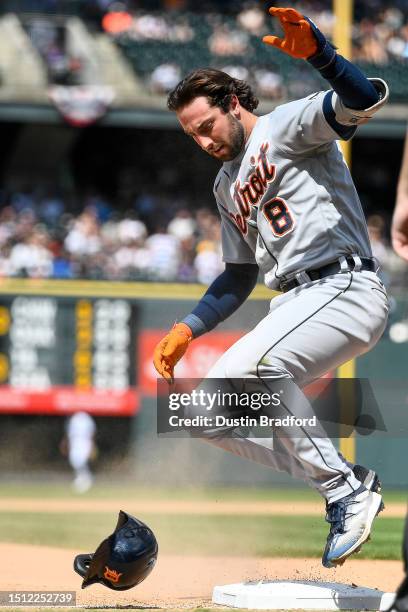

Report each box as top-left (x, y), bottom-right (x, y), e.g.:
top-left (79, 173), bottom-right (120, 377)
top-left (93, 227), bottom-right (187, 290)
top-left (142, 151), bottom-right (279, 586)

top-left (214, 90), bottom-right (372, 290)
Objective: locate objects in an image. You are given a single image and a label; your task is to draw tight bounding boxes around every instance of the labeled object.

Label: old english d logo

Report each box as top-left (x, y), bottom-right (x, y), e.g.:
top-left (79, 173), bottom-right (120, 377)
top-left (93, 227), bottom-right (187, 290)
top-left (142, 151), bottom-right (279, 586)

top-left (104, 566), bottom-right (122, 583)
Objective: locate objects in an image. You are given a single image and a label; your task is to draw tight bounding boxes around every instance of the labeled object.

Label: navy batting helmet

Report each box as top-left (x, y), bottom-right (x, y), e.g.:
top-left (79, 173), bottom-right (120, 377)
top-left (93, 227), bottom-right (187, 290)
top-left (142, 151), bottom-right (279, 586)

top-left (73, 510), bottom-right (158, 590)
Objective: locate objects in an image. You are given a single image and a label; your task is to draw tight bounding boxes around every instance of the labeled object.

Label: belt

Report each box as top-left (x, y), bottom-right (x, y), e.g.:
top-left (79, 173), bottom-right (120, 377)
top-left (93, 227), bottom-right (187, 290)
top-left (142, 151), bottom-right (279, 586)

top-left (279, 256), bottom-right (377, 293)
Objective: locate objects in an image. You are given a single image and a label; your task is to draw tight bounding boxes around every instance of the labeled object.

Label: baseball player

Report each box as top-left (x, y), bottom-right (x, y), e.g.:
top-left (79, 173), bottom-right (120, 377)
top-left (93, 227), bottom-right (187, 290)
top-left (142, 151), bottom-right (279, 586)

top-left (388, 130), bottom-right (408, 611)
top-left (154, 6), bottom-right (389, 568)
top-left (62, 411), bottom-right (96, 493)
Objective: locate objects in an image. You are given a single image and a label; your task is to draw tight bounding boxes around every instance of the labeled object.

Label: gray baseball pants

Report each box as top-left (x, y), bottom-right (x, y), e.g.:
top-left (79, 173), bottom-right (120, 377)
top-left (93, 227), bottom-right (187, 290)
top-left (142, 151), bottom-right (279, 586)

top-left (198, 270), bottom-right (389, 502)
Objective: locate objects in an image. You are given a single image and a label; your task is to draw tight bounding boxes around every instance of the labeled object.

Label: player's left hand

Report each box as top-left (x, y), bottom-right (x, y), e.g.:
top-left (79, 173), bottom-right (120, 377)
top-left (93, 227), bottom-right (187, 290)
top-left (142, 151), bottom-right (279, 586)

top-left (153, 322), bottom-right (193, 383)
top-left (263, 7), bottom-right (320, 59)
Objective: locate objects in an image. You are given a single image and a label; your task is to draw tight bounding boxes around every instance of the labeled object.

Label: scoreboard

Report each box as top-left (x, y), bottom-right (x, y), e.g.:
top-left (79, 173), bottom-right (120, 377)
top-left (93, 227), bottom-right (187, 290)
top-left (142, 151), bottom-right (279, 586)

top-left (0, 295), bottom-right (139, 415)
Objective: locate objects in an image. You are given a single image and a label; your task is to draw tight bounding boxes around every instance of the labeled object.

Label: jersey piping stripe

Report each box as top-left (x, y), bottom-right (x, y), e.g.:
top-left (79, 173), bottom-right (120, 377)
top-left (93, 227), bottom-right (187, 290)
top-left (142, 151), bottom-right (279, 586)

top-left (323, 91), bottom-right (357, 141)
top-left (205, 430), bottom-right (305, 474)
top-left (256, 272), bottom-right (356, 494)
top-left (257, 224), bottom-right (281, 279)
top-left (216, 199), bottom-right (230, 214)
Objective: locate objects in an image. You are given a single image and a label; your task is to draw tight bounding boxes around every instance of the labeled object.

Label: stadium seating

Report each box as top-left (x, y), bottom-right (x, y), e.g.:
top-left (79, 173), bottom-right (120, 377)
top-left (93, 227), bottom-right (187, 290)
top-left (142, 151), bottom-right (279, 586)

top-left (113, 11), bottom-right (407, 102)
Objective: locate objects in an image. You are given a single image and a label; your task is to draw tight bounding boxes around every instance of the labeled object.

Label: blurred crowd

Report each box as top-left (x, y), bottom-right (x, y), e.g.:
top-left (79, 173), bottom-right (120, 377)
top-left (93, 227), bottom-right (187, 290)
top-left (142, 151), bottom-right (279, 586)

top-left (0, 188), bottom-right (407, 289)
top-left (100, 0), bottom-right (408, 99)
top-left (0, 191), bottom-right (224, 283)
top-left (4, 0), bottom-right (408, 99)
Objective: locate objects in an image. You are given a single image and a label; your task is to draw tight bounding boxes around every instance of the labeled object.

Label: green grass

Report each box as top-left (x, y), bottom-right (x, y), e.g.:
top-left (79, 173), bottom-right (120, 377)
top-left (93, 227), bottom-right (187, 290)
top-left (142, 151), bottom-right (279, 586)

top-left (0, 482), bottom-right (316, 501)
top-left (0, 482), bottom-right (406, 505)
top-left (0, 511), bottom-right (403, 560)
top-left (0, 482), bottom-right (404, 564)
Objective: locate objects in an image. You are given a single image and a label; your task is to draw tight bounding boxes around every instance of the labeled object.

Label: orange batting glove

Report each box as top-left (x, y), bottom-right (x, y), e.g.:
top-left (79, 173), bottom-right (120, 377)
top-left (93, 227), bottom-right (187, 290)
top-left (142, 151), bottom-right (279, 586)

top-left (153, 322), bottom-right (193, 383)
top-left (263, 7), bottom-right (318, 59)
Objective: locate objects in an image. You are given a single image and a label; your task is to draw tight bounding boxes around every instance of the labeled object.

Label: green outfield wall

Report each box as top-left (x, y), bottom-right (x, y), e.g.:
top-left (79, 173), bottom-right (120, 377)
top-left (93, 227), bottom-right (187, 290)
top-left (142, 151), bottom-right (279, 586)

top-left (0, 280), bottom-right (407, 488)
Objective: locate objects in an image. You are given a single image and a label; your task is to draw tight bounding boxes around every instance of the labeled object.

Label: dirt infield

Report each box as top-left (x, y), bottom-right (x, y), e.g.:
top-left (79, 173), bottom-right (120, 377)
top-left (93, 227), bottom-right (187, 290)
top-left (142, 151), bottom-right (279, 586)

top-left (0, 497), bottom-right (406, 517)
top-left (0, 542), bottom-right (402, 608)
top-left (1, 494), bottom-right (404, 608)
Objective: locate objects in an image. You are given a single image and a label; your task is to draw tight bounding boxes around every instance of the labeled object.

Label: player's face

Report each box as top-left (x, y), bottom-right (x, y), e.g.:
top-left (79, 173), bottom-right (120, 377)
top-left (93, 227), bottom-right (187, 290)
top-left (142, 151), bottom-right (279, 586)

top-left (177, 96), bottom-right (245, 162)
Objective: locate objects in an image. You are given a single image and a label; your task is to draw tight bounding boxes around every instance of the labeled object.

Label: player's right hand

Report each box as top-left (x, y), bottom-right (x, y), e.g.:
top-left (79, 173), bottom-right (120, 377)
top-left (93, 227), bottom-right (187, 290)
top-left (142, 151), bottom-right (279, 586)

top-left (153, 322), bottom-right (193, 383)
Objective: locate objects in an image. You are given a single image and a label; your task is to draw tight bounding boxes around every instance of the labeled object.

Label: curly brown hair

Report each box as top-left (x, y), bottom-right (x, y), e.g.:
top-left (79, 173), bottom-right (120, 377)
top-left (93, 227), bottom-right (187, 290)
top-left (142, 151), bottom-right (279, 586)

top-left (167, 68), bottom-right (259, 113)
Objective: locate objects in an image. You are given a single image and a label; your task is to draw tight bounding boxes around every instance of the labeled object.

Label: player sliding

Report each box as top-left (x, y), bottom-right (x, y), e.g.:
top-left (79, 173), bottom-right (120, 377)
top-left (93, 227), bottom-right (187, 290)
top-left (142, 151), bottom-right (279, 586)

top-left (153, 6), bottom-right (389, 568)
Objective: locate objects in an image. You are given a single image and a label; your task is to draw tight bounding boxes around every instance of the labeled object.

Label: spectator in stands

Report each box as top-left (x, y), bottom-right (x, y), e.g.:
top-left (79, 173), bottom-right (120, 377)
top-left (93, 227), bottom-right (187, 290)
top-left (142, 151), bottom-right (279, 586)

top-left (387, 28), bottom-right (408, 60)
top-left (85, 194), bottom-right (113, 224)
top-left (178, 234), bottom-right (197, 282)
top-left (209, 23), bottom-right (249, 56)
top-left (170, 16), bottom-right (195, 43)
top-left (353, 19), bottom-right (389, 64)
top-left (286, 63), bottom-right (322, 99)
top-left (52, 246), bottom-right (73, 279)
top-left (167, 209), bottom-right (196, 241)
top-left (194, 207), bottom-right (215, 238)
top-left (38, 192), bottom-right (65, 227)
top-left (150, 63), bottom-right (182, 94)
top-left (145, 224), bottom-right (181, 280)
top-left (237, 3), bottom-right (266, 36)
top-left (64, 208), bottom-right (102, 258)
top-left (0, 207), bottom-right (17, 247)
top-left (221, 65), bottom-right (249, 82)
top-left (168, 210), bottom-right (197, 281)
top-left (111, 215), bottom-right (149, 279)
top-left (254, 67), bottom-right (286, 99)
top-left (117, 216), bottom-right (147, 243)
top-left (0, 244), bottom-right (13, 278)
top-left (114, 238), bottom-right (151, 279)
top-left (9, 225), bottom-right (53, 278)
top-left (13, 208), bottom-right (37, 243)
top-left (194, 216), bottom-right (223, 284)
top-left (131, 12), bottom-right (170, 40)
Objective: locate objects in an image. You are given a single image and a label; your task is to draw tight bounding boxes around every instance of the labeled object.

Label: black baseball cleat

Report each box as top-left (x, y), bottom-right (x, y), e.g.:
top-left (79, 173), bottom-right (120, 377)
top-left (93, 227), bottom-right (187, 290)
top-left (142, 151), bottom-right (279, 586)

top-left (353, 464), bottom-right (382, 494)
top-left (388, 575), bottom-right (408, 611)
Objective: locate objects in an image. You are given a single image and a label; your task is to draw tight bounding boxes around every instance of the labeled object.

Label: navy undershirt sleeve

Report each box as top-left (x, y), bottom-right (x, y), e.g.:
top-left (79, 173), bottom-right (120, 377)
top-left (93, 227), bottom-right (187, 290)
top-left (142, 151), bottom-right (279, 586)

top-left (182, 263), bottom-right (259, 338)
top-left (309, 52), bottom-right (378, 110)
top-left (306, 24), bottom-right (380, 138)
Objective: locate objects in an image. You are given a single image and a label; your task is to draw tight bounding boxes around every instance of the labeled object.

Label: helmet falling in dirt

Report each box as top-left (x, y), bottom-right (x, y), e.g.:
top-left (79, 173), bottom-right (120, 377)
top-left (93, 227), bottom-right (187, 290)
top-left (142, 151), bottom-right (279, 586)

top-left (73, 510), bottom-right (158, 590)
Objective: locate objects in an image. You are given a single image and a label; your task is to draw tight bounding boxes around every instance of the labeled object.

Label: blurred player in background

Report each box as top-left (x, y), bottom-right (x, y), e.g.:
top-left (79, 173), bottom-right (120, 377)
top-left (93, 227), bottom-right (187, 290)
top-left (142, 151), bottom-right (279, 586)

top-left (388, 130), bottom-right (408, 611)
top-left (60, 411), bottom-right (97, 493)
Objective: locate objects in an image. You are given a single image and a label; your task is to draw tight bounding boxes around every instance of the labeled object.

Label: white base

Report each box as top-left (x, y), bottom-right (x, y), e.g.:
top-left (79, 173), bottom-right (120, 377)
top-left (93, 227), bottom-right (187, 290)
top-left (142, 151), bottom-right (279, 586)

top-left (212, 580), bottom-right (396, 610)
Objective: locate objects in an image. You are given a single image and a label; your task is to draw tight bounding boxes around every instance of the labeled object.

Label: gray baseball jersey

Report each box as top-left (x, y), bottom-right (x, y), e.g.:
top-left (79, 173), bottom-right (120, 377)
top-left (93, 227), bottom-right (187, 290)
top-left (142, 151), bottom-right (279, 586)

top-left (190, 79), bottom-right (390, 505)
top-left (214, 80), bottom-right (389, 289)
